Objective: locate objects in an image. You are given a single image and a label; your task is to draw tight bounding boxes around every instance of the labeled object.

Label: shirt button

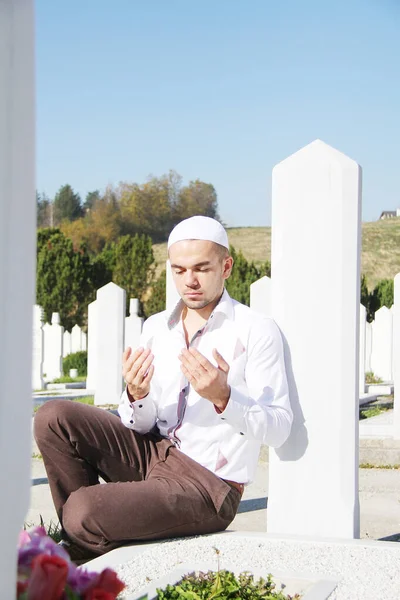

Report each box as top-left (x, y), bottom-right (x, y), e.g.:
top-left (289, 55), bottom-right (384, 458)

top-left (138, 404), bottom-right (143, 408)
top-left (130, 420), bottom-right (134, 424)
top-left (240, 432), bottom-right (244, 435)
top-left (221, 417), bottom-right (225, 420)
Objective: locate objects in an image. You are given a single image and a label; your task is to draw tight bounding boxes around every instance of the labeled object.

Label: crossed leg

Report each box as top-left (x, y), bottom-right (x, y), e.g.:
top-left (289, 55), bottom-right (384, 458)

top-left (34, 400), bottom-right (240, 555)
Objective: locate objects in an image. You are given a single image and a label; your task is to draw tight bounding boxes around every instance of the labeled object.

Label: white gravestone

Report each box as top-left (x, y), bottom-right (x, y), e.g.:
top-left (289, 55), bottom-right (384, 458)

top-left (359, 304), bottom-right (366, 394)
top-left (95, 283), bottom-right (126, 406)
top-left (63, 330), bottom-right (72, 357)
top-left (43, 313), bottom-right (64, 381)
top-left (365, 320), bottom-right (372, 373)
top-left (32, 306), bottom-right (45, 390)
top-left (250, 276), bottom-right (272, 316)
top-left (268, 140), bottom-right (361, 539)
top-left (166, 260), bottom-right (181, 312)
top-left (370, 306), bottom-right (393, 382)
top-left (0, 0), bottom-right (35, 595)
top-left (125, 298), bottom-right (144, 351)
top-left (71, 323), bottom-right (83, 353)
top-left (82, 331), bottom-right (87, 351)
top-left (86, 300), bottom-right (98, 391)
top-left (393, 274), bottom-right (400, 438)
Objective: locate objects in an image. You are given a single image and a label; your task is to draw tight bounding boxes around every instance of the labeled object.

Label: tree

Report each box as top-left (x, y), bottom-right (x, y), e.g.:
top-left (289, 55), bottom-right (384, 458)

top-left (119, 175), bottom-right (174, 242)
top-left (360, 274), bottom-right (372, 321)
top-left (53, 184), bottom-right (83, 224)
top-left (84, 190), bottom-right (101, 211)
top-left (112, 234), bottom-right (156, 313)
top-left (144, 269), bottom-right (167, 317)
top-left (36, 191), bottom-right (53, 228)
top-left (225, 246), bottom-right (271, 306)
top-left (36, 229), bottom-right (94, 330)
top-left (174, 180), bottom-right (220, 224)
top-left (369, 279), bottom-right (394, 320)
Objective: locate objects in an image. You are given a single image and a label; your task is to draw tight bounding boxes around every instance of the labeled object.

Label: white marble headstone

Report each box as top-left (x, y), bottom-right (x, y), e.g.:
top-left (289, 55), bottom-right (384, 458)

top-left (86, 300), bottom-right (98, 391)
top-left (370, 306), bottom-right (393, 382)
top-left (32, 305), bottom-right (44, 390)
top-left (125, 298), bottom-right (144, 351)
top-left (250, 276), bottom-right (272, 316)
top-left (95, 283), bottom-right (125, 406)
top-left (268, 139), bottom-right (361, 539)
top-left (43, 312), bottom-right (64, 380)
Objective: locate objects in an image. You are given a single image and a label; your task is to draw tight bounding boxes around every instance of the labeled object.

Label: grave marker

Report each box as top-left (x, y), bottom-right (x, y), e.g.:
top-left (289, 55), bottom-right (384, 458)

top-left (268, 140), bottom-right (361, 539)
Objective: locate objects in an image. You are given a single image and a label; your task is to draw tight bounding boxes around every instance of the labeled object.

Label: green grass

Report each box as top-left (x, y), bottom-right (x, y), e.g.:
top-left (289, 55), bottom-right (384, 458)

top-left (51, 375), bottom-right (86, 383)
top-left (153, 219), bottom-right (400, 290)
top-left (33, 395), bottom-right (95, 414)
top-left (24, 517), bottom-right (62, 543)
top-left (73, 395), bottom-right (94, 405)
top-left (360, 463), bottom-right (400, 469)
top-left (359, 404), bottom-right (391, 420)
top-left (31, 452), bottom-right (43, 460)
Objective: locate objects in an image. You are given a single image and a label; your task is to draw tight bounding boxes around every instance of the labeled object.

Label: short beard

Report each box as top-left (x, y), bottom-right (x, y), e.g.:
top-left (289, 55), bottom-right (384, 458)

top-left (182, 297), bottom-right (211, 310)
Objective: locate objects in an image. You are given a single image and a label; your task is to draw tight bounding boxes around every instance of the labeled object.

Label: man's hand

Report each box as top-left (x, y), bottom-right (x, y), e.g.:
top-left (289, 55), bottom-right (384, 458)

top-left (178, 348), bottom-right (230, 411)
top-left (122, 347), bottom-right (154, 401)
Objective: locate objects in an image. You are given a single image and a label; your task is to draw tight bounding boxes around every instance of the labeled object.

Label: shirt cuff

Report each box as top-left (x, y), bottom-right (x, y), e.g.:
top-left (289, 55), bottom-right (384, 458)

top-left (214, 386), bottom-right (254, 434)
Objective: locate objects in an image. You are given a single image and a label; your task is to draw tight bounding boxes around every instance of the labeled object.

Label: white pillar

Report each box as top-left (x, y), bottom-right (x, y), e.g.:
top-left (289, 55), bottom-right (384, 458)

top-left (393, 274), bottom-right (400, 438)
top-left (359, 304), bottom-right (366, 394)
top-left (166, 260), bottom-right (180, 312)
top-left (71, 323), bottom-right (83, 353)
top-left (365, 320), bottom-right (372, 373)
top-left (125, 298), bottom-right (144, 350)
top-left (0, 1), bottom-right (35, 596)
top-left (63, 330), bottom-right (72, 357)
top-left (268, 140), bottom-right (361, 539)
top-left (250, 276), bottom-right (272, 316)
top-left (95, 283), bottom-right (125, 406)
top-left (43, 313), bottom-right (64, 381)
top-left (32, 306), bottom-right (44, 390)
top-left (86, 300), bottom-right (98, 391)
top-left (370, 306), bottom-right (393, 382)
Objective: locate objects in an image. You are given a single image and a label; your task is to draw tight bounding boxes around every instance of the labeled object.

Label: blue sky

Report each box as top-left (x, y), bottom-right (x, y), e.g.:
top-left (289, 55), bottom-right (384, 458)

top-left (36, 0), bottom-right (400, 227)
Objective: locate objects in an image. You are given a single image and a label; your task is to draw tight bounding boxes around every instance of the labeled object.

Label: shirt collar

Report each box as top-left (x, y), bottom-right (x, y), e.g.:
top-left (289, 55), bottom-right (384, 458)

top-left (166, 288), bottom-right (234, 330)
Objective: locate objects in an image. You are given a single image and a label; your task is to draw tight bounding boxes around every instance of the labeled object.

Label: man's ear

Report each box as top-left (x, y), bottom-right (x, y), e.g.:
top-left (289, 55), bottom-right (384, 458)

top-left (223, 256), bottom-right (234, 280)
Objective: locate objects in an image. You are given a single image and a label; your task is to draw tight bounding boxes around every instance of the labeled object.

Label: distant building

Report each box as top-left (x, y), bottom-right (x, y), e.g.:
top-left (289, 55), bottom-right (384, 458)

top-left (379, 209), bottom-right (400, 220)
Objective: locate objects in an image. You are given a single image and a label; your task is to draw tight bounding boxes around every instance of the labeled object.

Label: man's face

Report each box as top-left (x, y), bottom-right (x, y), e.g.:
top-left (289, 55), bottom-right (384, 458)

top-left (169, 240), bottom-right (233, 310)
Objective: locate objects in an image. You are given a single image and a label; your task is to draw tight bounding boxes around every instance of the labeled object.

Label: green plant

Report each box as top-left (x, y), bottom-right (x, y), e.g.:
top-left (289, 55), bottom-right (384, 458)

top-left (63, 351), bottom-right (88, 376)
top-left (154, 569), bottom-right (299, 599)
top-left (365, 371), bottom-right (383, 384)
top-left (52, 375), bottom-right (86, 383)
top-left (360, 463), bottom-right (400, 469)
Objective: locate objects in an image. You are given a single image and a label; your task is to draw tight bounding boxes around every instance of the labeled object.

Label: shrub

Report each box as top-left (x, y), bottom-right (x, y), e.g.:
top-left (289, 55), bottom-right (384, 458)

top-left (62, 351), bottom-right (88, 377)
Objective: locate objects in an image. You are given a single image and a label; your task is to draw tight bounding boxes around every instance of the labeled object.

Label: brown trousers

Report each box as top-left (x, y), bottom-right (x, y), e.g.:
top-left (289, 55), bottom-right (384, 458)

top-left (34, 400), bottom-right (241, 556)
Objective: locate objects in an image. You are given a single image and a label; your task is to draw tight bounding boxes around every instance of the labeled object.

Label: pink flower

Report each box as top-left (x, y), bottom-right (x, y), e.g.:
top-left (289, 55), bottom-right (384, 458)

top-left (18, 530), bottom-right (32, 548)
top-left (26, 553), bottom-right (68, 600)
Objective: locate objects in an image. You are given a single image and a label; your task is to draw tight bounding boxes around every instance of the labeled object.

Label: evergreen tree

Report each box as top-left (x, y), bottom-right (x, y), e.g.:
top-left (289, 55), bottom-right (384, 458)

top-left (112, 234), bottom-right (156, 313)
top-left (225, 246), bottom-right (270, 306)
top-left (369, 278), bottom-right (394, 320)
top-left (144, 270), bottom-right (167, 317)
top-left (36, 229), bottom-right (94, 330)
top-left (53, 184), bottom-right (83, 224)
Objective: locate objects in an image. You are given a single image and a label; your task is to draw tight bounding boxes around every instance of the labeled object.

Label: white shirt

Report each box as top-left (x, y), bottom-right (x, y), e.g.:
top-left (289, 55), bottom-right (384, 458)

top-left (118, 289), bottom-right (293, 484)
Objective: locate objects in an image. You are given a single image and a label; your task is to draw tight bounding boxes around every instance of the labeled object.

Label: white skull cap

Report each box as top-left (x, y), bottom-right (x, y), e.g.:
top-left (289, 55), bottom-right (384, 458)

top-left (168, 216), bottom-right (229, 250)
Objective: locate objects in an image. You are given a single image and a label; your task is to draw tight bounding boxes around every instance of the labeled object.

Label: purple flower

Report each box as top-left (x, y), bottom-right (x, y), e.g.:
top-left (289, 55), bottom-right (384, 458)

top-left (18, 527), bottom-right (70, 570)
top-left (67, 566), bottom-right (99, 594)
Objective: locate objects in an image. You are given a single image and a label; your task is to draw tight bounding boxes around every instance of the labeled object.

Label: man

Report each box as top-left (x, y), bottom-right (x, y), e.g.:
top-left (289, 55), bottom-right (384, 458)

top-left (34, 216), bottom-right (292, 560)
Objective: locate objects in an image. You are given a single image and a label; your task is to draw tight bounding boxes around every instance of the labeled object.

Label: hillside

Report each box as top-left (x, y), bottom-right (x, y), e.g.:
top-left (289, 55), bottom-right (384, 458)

top-left (153, 219), bottom-right (400, 290)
